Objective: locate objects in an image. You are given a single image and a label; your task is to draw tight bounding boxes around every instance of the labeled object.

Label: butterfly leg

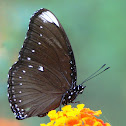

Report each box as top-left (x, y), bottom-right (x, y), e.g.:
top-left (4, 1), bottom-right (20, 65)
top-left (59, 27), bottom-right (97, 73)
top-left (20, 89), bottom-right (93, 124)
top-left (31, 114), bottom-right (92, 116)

top-left (71, 101), bottom-right (80, 108)
top-left (59, 93), bottom-right (66, 111)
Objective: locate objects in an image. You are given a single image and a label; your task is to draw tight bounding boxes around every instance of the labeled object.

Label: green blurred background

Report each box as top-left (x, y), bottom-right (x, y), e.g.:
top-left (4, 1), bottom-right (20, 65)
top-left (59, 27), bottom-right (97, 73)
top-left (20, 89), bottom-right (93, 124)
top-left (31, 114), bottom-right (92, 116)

top-left (0, 0), bottom-right (126, 126)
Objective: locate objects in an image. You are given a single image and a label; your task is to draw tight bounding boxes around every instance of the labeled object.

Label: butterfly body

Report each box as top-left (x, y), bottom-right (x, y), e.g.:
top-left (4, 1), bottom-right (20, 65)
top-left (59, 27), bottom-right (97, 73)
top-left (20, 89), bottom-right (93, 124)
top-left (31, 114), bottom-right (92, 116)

top-left (62, 85), bottom-right (86, 105)
top-left (7, 8), bottom-right (85, 120)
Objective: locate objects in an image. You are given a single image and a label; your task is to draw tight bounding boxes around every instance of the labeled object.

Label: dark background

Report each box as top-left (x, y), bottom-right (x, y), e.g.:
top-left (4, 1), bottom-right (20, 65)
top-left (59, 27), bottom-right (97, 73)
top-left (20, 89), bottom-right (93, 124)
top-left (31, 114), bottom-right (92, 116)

top-left (0, 0), bottom-right (126, 126)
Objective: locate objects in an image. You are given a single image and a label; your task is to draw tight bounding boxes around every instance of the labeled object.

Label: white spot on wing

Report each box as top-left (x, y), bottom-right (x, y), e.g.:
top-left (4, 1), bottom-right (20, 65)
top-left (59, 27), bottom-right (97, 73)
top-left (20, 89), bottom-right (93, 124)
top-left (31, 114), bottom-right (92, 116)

top-left (38, 42), bottom-right (41, 45)
top-left (22, 70), bottom-right (26, 73)
top-left (70, 92), bottom-right (73, 95)
top-left (32, 50), bottom-right (35, 53)
top-left (27, 57), bottom-right (31, 60)
top-left (24, 114), bottom-right (28, 118)
top-left (70, 61), bottom-right (72, 64)
top-left (19, 83), bottom-right (22, 85)
top-left (38, 66), bottom-right (44, 72)
top-left (68, 95), bottom-right (71, 99)
top-left (13, 95), bottom-right (16, 98)
top-left (18, 54), bottom-right (21, 58)
top-left (80, 90), bottom-right (83, 93)
top-left (15, 104), bottom-right (18, 107)
top-left (38, 11), bottom-right (59, 27)
top-left (14, 61), bottom-right (17, 64)
top-left (28, 65), bottom-right (33, 68)
top-left (14, 99), bottom-right (16, 101)
top-left (12, 72), bottom-right (15, 75)
top-left (40, 34), bottom-right (42, 36)
top-left (40, 26), bottom-right (43, 28)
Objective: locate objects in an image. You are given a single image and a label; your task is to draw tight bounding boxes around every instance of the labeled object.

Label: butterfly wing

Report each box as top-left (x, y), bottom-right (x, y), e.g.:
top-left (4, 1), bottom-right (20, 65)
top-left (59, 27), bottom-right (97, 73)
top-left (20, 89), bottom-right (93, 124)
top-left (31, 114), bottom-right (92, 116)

top-left (8, 8), bottom-right (77, 120)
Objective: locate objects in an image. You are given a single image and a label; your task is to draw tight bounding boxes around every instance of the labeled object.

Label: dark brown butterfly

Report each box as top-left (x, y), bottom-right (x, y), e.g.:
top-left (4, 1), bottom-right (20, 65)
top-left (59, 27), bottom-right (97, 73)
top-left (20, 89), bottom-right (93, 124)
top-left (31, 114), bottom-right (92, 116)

top-left (7, 8), bottom-right (85, 120)
top-left (7, 8), bottom-right (110, 120)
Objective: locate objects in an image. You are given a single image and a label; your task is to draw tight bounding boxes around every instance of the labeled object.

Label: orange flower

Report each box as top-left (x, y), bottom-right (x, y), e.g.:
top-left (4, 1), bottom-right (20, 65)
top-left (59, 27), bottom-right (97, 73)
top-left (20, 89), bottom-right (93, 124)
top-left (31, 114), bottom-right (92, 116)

top-left (40, 104), bottom-right (111, 126)
top-left (0, 118), bottom-right (23, 126)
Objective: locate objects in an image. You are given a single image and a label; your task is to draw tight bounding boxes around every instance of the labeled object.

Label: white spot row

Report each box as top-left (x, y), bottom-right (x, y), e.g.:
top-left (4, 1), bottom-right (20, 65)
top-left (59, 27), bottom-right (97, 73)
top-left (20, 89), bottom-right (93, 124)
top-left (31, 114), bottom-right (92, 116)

top-left (16, 114), bottom-right (28, 120)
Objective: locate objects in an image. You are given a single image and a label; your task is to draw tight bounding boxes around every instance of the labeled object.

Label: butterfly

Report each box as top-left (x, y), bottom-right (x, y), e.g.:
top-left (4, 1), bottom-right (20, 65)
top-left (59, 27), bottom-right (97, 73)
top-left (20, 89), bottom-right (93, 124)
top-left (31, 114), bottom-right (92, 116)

top-left (7, 8), bottom-right (86, 120)
top-left (7, 8), bottom-right (110, 120)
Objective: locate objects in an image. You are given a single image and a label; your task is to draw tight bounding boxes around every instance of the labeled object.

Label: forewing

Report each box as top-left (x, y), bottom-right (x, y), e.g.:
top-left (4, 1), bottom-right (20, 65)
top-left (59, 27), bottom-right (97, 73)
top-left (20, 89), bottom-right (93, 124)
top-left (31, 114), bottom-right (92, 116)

top-left (20, 8), bottom-right (77, 86)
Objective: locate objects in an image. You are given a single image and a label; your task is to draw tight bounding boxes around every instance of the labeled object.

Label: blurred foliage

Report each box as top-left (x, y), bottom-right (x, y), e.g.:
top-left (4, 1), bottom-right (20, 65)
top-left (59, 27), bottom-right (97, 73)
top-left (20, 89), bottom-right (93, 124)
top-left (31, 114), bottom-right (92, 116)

top-left (0, 0), bottom-right (126, 126)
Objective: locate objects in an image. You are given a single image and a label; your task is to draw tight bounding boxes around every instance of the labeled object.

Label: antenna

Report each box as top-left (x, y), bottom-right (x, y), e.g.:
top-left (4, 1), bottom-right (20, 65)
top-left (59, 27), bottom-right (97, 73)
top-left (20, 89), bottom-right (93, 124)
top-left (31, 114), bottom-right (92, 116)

top-left (80, 64), bottom-right (110, 86)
